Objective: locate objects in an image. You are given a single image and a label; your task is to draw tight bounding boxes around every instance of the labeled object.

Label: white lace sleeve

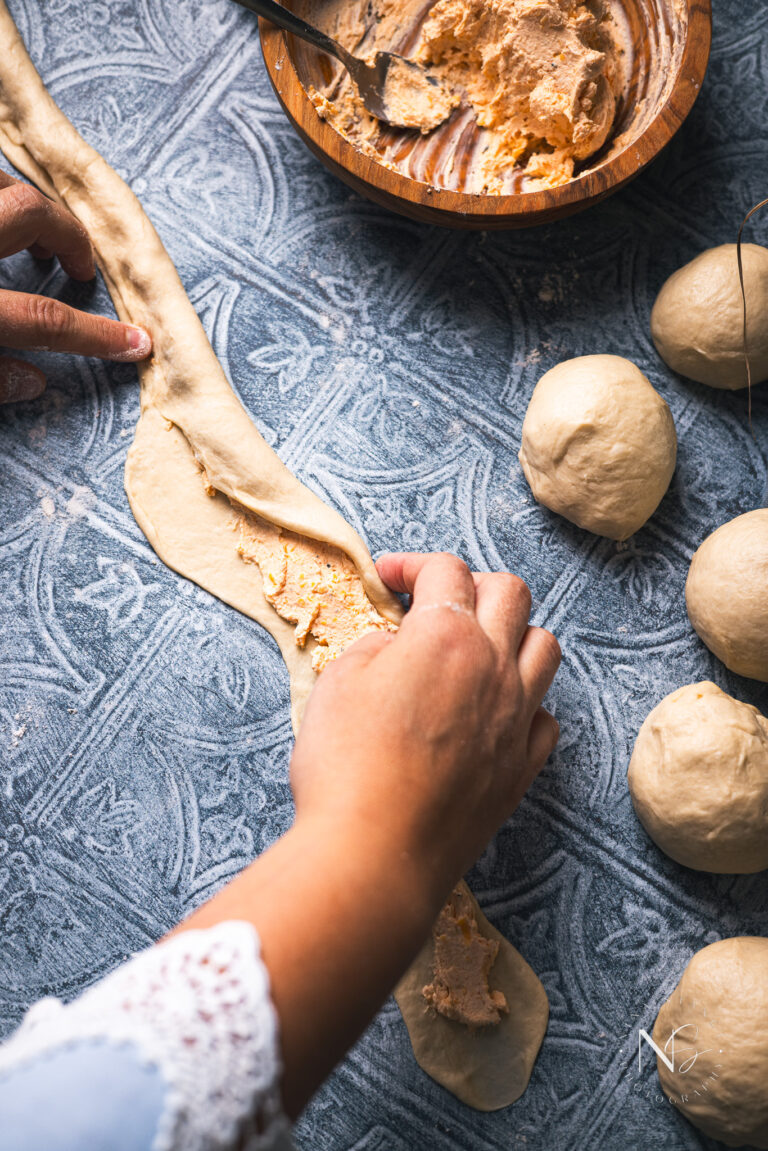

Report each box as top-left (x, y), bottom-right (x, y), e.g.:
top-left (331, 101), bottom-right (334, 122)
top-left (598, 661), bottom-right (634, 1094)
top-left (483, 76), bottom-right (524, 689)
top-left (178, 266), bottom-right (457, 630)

top-left (0, 921), bottom-right (292, 1151)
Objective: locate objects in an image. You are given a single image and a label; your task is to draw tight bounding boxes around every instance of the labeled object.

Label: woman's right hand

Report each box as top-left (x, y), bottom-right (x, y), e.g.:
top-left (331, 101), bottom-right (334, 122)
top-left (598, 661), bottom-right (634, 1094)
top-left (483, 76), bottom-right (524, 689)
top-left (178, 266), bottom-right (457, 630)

top-left (177, 551), bottom-right (561, 1118)
top-left (291, 551), bottom-right (561, 908)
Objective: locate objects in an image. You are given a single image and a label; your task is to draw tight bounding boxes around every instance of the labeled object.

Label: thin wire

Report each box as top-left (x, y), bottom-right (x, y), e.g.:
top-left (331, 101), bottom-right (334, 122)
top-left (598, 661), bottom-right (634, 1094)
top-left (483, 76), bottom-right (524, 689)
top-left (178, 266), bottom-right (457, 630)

top-left (737, 196), bottom-right (768, 428)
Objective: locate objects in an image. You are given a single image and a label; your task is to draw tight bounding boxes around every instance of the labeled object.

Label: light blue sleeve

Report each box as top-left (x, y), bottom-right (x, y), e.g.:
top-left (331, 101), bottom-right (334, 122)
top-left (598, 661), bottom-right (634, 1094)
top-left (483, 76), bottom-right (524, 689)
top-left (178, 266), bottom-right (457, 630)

top-left (0, 924), bottom-right (292, 1151)
top-left (0, 1038), bottom-right (166, 1151)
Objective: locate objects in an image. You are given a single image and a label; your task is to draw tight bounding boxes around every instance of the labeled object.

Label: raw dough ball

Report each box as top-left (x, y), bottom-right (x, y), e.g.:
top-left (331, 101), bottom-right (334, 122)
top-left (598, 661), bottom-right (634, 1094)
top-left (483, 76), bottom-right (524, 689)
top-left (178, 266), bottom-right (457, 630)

top-left (686, 510), bottom-right (768, 682)
top-left (518, 354), bottom-right (677, 540)
top-left (628, 682), bottom-right (768, 873)
top-left (653, 937), bottom-right (768, 1147)
top-left (651, 243), bottom-right (768, 389)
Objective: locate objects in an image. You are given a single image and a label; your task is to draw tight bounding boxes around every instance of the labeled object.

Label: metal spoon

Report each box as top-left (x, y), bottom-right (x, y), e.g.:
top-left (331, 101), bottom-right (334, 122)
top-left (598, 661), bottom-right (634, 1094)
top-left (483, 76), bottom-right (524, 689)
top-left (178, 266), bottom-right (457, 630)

top-left (231, 0), bottom-right (454, 133)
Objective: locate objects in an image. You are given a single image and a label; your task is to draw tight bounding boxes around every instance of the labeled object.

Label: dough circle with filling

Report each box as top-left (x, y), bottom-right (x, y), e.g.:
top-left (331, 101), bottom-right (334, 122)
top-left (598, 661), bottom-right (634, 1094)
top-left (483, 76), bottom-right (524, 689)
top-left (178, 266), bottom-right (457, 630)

top-left (651, 243), bottom-right (768, 389)
top-left (518, 354), bottom-right (677, 540)
top-left (653, 937), bottom-right (768, 1148)
top-left (628, 681), bottom-right (768, 873)
top-left (395, 882), bottom-right (549, 1111)
top-left (686, 510), bottom-right (768, 683)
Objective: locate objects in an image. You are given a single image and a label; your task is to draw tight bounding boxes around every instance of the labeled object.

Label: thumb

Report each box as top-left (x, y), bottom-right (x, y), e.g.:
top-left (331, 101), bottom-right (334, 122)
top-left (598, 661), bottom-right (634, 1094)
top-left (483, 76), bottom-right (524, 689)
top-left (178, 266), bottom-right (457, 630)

top-left (0, 355), bottom-right (46, 403)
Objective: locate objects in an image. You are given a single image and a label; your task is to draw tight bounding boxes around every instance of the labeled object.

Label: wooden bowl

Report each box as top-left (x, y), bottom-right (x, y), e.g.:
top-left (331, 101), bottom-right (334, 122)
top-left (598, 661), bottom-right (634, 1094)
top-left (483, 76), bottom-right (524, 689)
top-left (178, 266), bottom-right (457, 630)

top-left (260, 0), bottom-right (712, 230)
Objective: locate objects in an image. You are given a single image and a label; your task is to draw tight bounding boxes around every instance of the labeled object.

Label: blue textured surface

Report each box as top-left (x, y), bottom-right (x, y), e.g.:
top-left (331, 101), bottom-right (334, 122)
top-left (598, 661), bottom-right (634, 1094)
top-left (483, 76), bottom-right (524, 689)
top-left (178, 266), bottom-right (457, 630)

top-left (0, 2), bottom-right (767, 1148)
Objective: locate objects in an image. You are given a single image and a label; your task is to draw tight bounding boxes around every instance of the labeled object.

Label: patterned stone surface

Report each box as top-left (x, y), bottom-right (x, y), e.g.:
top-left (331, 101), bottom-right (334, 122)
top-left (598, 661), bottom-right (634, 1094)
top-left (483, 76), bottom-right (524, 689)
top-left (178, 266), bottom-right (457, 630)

top-left (0, 1), bottom-right (767, 1147)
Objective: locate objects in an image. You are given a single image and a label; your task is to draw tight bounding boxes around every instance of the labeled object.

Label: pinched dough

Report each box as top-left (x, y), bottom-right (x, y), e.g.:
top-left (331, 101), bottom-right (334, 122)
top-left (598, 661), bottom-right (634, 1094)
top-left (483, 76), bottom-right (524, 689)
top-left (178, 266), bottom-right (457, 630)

top-left (0, 0), bottom-right (401, 730)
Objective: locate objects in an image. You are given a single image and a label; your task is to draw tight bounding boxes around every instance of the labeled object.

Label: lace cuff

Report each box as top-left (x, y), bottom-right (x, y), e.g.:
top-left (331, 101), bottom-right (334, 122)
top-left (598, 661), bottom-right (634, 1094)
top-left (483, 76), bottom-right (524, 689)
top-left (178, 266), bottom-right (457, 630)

top-left (0, 921), bottom-right (291, 1151)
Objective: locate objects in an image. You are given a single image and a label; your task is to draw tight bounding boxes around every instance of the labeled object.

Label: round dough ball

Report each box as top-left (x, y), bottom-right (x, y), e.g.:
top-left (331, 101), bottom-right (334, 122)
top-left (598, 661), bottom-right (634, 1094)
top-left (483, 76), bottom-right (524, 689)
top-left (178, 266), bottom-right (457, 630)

top-left (651, 243), bottom-right (768, 389)
top-left (653, 937), bottom-right (768, 1147)
top-left (686, 510), bottom-right (768, 682)
top-left (628, 681), bottom-right (768, 873)
top-left (518, 354), bottom-right (677, 541)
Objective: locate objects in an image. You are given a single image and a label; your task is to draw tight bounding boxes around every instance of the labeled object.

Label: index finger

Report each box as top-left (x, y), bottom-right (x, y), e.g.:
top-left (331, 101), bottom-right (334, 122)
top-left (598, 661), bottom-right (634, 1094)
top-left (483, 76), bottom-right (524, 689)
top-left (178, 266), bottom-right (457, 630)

top-left (375, 551), bottom-right (476, 613)
top-left (0, 179), bottom-right (95, 280)
top-left (0, 289), bottom-right (152, 361)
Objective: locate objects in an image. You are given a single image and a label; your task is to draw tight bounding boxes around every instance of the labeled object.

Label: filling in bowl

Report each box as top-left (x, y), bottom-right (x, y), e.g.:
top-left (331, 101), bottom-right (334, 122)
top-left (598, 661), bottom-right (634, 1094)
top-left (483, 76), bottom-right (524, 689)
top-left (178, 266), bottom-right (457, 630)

top-left (290, 0), bottom-right (687, 194)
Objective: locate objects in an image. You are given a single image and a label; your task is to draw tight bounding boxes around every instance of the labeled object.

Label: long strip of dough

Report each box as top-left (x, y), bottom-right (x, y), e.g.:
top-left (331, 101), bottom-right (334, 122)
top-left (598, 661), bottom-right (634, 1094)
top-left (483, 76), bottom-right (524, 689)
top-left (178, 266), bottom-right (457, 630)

top-left (0, 0), bottom-right (401, 727)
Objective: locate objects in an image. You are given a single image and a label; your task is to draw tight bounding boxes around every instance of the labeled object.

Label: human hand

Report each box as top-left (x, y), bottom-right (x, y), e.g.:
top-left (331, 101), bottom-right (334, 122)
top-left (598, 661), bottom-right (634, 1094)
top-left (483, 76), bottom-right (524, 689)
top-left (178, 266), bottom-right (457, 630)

top-left (0, 171), bottom-right (151, 403)
top-left (178, 551), bottom-right (560, 1116)
top-left (291, 551), bottom-right (561, 909)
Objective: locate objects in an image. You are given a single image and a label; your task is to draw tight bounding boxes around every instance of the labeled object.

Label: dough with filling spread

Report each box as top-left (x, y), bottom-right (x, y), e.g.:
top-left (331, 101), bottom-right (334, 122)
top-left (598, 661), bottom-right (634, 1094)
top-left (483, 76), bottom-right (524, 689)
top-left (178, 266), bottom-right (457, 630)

top-left (0, 0), bottom-right (402, 731)
top-left (519, 354), bottom-right (677, 540)
top-left (628, 682), bottom-right (768, 873)
top-left (653, 937), bottom-right (768, 1148)
top-left (395, 881), bottom-right (549, 1110)
top-left (651, 244), bottom-right (768, 390)
top-left (686, 510), bottom-right (768, 684)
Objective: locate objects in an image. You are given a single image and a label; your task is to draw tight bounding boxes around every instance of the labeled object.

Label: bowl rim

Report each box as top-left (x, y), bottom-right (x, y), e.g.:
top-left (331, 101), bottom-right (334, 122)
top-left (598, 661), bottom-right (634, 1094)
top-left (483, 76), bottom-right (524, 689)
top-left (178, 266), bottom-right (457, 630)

top-left (260, 0), bottom-right (712, 224)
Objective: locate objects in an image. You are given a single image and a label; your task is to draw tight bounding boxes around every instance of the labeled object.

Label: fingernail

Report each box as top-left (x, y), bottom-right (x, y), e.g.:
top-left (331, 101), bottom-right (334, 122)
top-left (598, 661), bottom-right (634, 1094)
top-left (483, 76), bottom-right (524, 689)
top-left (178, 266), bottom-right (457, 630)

top-left (117, 325), bottom-right (152, 361)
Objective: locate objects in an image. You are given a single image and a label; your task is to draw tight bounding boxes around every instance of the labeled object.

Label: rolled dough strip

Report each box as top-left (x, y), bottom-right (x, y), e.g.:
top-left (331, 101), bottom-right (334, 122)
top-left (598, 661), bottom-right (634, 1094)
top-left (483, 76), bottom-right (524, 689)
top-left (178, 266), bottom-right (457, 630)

top-left (0, 0), bottom-right (402, 726)
top-left (395, 880), bottom-right (549, 1110)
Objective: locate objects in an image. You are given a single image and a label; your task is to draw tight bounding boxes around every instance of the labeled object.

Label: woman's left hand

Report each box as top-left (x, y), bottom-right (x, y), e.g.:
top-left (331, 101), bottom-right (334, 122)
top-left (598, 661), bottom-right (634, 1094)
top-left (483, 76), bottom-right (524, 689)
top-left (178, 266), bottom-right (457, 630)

top-left (0, 170), bottom-right (152, 403)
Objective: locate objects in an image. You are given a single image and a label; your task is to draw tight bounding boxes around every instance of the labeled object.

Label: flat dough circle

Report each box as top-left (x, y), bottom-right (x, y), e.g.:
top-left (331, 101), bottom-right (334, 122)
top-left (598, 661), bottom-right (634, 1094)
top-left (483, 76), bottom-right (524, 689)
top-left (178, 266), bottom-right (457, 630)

top-left (686, 510), bottom-right (768, 683)
top-left (654, 937), bottom-right (768, 1147)
top-left (651, 243), bottom-right (768, 389)
top-left (518, 354), bottom-right (677, 540)
top-left (394, 882), bottom-right (548, 1111)
top-left (628, 681), bottom-right (768, 873)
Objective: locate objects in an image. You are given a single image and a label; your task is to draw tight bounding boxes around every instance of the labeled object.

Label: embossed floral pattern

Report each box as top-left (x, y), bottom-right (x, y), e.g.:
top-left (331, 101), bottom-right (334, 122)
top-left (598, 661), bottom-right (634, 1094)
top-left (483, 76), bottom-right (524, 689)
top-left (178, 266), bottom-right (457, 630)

top-left (0, 2), bottom-right (767, 1149)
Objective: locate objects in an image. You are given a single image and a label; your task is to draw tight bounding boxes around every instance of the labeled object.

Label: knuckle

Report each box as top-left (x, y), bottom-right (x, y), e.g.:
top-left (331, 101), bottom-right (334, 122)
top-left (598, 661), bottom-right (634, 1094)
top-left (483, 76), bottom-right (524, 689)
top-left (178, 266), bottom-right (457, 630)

top-left (536, 627), bottom-right (562, 669)
top-left (6, 181), bottom-right (46, 221)
top-left (26, 294), bottom-right (71, 338)
top-left (508, 572), bottom-right (532, 600)
top-left (495, 572), bottom-right (532, 613)
top-left (443, 617), bottom-right (490, 663)
top-left (544, 628), bottom-right (562, 663)
top-left (431, 551), bottom-right (469, 575)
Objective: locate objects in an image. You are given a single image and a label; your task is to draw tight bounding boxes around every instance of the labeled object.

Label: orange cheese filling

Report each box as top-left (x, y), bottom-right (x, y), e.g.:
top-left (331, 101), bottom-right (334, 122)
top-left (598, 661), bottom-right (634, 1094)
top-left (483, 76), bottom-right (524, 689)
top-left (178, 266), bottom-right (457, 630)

top-left (423, 885), bottom-right (509, 1027)
top-left (233, 504), bottom-right (397, 672)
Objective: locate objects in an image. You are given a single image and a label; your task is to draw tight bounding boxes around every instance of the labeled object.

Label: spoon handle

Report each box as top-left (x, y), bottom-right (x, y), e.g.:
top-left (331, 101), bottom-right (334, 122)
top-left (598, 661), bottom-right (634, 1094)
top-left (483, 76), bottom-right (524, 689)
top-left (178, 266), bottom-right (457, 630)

top-left (230, 0), bottom-right (354, 70)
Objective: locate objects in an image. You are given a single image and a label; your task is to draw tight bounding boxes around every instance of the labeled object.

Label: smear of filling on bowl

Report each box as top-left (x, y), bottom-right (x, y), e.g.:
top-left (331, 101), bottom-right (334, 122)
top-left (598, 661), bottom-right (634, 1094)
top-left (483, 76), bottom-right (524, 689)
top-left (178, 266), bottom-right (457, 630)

top-left (305, 0), bottom-right (628, 193)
